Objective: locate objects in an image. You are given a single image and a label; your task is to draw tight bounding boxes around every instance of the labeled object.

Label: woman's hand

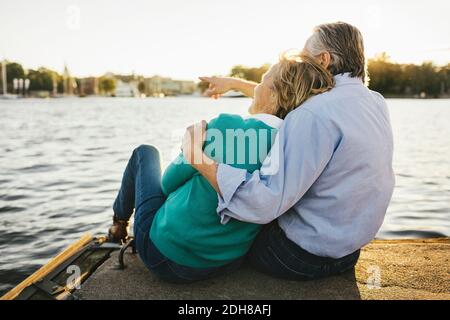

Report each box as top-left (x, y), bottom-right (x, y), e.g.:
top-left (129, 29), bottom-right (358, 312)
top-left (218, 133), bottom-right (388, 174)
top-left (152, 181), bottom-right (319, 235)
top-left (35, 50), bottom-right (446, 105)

top-left (200, 76), bottom-right (258, 99)
top-left (199, 76), bottom-right (235, 99)
top-left (181, 120), bottom-right (208, 165)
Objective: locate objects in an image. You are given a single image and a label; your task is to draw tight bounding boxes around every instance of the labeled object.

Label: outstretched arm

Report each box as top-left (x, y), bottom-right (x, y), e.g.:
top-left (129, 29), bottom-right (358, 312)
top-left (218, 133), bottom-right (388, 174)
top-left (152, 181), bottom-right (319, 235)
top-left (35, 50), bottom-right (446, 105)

top-left (199, 76), bottom-right (257, 99)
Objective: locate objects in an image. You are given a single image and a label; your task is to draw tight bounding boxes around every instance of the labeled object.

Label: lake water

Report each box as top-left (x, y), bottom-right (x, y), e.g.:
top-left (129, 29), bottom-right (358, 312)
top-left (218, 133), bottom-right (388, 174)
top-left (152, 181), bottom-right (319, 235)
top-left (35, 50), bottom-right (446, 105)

top-left (0, 97), bottom-right (449, 294)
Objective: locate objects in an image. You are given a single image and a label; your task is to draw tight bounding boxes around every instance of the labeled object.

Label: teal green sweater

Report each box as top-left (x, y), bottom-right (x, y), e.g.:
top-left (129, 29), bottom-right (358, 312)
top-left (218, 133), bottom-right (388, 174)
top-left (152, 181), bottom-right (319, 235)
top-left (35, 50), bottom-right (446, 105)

top-left (150, 113), bottom-right (279, 268)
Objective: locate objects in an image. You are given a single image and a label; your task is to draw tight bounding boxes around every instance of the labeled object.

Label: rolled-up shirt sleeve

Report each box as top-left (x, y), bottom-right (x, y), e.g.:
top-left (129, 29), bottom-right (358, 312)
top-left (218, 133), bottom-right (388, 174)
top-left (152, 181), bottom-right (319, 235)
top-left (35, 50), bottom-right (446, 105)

top-left (217, 108), bottom-right (336, 224)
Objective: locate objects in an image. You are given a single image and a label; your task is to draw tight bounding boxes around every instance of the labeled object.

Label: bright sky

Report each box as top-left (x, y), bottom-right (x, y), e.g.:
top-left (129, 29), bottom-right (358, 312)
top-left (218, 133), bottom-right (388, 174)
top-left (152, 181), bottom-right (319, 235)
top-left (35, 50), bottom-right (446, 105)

top-left (1, 0), bottom-right (449, 80)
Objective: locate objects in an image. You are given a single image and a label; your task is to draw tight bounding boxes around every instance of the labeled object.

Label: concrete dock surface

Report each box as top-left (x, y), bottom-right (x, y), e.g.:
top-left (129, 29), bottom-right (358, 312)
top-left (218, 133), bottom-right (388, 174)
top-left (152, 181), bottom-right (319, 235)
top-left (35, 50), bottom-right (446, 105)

top-left (77, 238), bottom-right (450, 300)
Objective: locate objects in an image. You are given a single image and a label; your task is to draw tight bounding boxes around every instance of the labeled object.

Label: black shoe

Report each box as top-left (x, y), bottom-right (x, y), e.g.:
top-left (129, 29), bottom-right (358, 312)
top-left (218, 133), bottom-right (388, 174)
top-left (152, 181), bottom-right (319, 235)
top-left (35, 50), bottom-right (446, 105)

top-left (107, 216), bottom-right (129, 244)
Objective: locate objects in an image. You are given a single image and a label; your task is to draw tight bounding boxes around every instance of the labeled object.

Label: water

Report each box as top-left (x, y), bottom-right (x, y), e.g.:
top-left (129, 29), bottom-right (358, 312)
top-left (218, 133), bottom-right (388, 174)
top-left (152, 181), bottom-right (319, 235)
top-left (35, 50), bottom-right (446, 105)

top-left (0, 97), bottom-right (449, 294)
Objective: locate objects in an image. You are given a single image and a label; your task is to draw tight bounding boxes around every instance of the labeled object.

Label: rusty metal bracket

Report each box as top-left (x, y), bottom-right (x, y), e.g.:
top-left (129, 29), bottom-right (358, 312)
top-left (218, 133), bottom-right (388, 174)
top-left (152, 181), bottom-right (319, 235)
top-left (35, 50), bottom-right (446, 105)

top-left (116, 237), bottom-right (136, 270)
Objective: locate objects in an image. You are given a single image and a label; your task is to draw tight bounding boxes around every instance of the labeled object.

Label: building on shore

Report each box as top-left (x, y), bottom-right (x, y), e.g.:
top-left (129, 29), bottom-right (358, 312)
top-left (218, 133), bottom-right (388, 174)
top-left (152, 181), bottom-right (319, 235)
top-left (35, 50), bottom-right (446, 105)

top-left (143, 76), bottom-right (196, 97)
top-left (78, 77), bottom-right (99, 96)
top-left (62, 64), bottom-right (77, 96)
top-left (115, 79), bottom-right (140, 97)
top-left (178, 80), bottom-right (197, 95)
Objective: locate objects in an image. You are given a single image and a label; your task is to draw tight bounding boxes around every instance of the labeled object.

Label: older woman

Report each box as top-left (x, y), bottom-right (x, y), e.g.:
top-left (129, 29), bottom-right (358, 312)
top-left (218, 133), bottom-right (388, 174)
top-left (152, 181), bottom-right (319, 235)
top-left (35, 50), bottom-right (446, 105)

top-left (107, 54), bottom-right (334, 283)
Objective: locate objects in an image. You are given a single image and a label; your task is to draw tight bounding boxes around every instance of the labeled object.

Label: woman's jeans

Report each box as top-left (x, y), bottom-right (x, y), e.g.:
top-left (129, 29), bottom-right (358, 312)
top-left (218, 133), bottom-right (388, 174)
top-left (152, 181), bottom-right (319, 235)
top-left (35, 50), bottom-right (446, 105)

top-left (247, 221), bottom-right (361, 280)
top-left (112, 145), bottom-right (242, 283)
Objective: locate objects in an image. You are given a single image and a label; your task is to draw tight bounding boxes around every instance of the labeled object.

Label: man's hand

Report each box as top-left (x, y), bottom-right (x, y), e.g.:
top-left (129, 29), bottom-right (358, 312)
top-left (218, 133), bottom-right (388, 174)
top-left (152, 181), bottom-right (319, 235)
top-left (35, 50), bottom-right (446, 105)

top-left (181, 120), bottom-right (221, 195)
top-left (181, 120), bottom-right (208, 165)
top-left (199, 76), bottom-right (235, 99)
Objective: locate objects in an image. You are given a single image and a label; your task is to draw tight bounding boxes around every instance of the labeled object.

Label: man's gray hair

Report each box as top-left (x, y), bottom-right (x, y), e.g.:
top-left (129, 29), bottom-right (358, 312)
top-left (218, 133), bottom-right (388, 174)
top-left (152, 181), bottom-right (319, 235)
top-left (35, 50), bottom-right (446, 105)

top-left (304, 22), bottom-right (366, 80)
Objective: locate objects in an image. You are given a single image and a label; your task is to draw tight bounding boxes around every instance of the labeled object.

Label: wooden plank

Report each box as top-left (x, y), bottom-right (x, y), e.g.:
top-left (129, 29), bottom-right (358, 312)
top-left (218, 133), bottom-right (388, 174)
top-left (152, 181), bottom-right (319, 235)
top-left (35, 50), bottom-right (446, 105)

top-left (1, 233), bottom-right (93, 300)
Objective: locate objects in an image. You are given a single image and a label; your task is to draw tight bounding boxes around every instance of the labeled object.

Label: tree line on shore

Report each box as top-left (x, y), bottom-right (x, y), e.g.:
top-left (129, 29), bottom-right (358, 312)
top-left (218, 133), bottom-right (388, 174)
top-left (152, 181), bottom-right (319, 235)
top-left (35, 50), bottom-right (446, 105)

top-left (0, 63), bottom-right (117, 95)
top-left (2, 53), bottom-right (449, 98)
top-left (367, 53), bottom-right (449, 98)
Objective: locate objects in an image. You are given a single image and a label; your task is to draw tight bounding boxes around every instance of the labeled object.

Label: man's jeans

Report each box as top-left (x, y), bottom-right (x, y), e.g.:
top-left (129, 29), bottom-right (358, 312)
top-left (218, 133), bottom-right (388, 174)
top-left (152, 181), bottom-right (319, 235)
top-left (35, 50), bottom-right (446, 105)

top-left (247, 221), bottom-right (360, 280)
top-left (113, 145), bottom-right (242, 283)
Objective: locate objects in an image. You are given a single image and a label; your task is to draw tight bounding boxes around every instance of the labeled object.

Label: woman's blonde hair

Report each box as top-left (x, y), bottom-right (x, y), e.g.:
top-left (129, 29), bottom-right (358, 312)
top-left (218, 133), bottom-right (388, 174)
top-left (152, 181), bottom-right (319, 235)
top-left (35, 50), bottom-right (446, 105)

top-left (271, 52), bottom-right (335, 119)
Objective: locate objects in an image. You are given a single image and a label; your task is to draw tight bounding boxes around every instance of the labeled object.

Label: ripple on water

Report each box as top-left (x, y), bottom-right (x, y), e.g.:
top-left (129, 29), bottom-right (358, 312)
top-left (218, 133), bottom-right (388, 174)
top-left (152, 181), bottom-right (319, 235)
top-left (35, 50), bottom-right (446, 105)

top-left (42, 180), bottom-right (73, 188)
top-left (0, 230), bottom-right (38, 245)
top-left (396, 173), bottom-right (414, 178)
top-left (18, 164), bottom-right (58, 173)
top-left (95, 188), bottom-right (118, 194)
top-left (85, 146), bottom-right (107, 151)
top-left (0, 194), bottom-right (28, 201)
top-left (55, 137), bottom-right (72, 142)
top-left (392, 215), bottom-right (431, 221)
top-left (381, 229), bottom-right (447, 239)
top-left (0, 206), bottom-right (26, 213)
top-left (415, 208), bottom-right (450, 214)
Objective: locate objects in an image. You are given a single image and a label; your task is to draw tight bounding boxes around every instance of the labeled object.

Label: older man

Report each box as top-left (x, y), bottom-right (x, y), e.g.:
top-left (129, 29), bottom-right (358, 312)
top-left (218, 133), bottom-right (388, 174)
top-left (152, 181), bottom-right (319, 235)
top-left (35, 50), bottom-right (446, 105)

top-left (183, 22), bottom-right (395, 280)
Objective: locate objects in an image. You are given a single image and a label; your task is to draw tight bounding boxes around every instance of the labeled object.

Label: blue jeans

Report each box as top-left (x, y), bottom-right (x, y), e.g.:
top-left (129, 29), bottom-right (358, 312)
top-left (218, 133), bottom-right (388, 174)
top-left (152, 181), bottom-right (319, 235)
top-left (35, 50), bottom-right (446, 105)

top-left (113, 145), bottom-right (243, 283)
top-left (247, 221), bottom-right (360, 280)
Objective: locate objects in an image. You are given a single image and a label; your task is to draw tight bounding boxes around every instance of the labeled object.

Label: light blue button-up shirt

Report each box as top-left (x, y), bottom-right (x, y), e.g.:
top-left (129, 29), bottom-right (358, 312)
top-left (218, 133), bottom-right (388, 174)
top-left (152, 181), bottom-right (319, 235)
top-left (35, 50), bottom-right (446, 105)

top-left (216, 73), bottom-right (395, 259)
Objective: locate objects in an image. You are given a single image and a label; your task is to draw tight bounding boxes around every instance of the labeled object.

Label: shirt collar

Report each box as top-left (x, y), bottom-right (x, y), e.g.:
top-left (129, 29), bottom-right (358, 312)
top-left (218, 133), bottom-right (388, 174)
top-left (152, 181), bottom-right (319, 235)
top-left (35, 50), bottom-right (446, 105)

top-left (247, 113), bottom-right (283, 129)
top-left (334, 73), bottom-right (364, 87)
